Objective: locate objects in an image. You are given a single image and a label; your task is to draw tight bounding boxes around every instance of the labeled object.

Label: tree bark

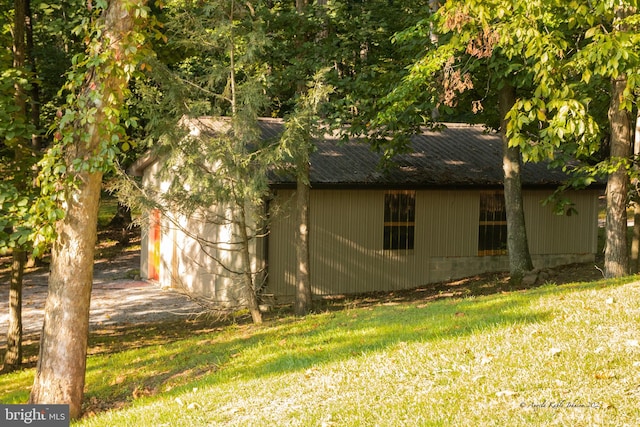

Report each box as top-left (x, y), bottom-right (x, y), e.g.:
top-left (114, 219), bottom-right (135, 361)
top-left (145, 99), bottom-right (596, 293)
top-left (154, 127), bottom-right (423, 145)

top-left (237, 199), bottom-right (263, 324)
top-left (3, 0), bottom-right (29, 373)
top-left (498, 83), bottom-right (534, 282)
top-left (25, 0), bottom-right (41, 150)
top-left (108, 201), bottom-right (133, 244)
top-left (295, 162), bottom-right (313, 316)
top-left (29, 0), bottom-right (140, 419)
top-left (2, 250), bottom-right (25, 372)
top-left (296, 0), bottom-right (308, 12)
top-left (29, 172), bottom-right (102, 418)
top-left (631, 112), bottom-right (640, 273)
top-left (293, 0), bottom-right (314, 316)
top-left (604, 74), bottom-right (632, 278)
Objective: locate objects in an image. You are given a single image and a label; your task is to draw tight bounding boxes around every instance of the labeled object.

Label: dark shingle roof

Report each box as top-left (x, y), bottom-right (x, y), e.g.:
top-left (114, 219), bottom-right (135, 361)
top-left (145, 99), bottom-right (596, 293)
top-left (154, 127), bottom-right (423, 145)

top-left (130, 118), bottom-right (573, 189)
top-left (263, 120), bottom-right (570, 189)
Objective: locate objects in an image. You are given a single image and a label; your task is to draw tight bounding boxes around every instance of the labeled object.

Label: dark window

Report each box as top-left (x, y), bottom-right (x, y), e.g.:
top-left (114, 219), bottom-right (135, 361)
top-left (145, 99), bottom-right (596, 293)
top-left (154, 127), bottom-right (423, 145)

top-left (478, 190), bottom-right (507, 255)
top-left (384, 191), bottom-right (415, 250)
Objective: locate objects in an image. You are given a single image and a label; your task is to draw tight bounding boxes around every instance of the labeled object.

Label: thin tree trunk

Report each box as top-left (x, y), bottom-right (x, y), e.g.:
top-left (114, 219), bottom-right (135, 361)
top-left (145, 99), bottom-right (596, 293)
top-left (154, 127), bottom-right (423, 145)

top-left (226, 2), bottom-right (261, 324)
top-left (293, 0), bottom-right (313, 316)
top-left (296, 0), bottom-right (308, 13)
top-left (295, 162), bottom-right (313, 316)
top-left (632, 205), bottom-right (640, 274)
top-left (238, 200), bottom-right (262, 324)
top-left (604, 74), bottom-right (632, 278)
top-left (109, 201), bottom-right (133, 244)
top-left (25, 0), bottom-right (41, 150)
top-left (2, 250), bottom-right (25, 372)
top-left (29, 0), bottom-right (140, 418)
top-left (429, 0), bottom-right (440, 120)
top-left (3, 0), bottom-right (29, 373)
top-left (498, 83), bottom-right (534, 282)
top-left (630, 112), bottom-right (640, 273)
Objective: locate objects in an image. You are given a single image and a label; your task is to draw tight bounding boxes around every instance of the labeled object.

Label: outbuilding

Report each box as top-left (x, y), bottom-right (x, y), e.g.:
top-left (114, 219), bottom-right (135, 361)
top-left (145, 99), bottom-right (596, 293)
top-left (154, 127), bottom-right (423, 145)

top-left (131, 119), bottom-right (600, 305)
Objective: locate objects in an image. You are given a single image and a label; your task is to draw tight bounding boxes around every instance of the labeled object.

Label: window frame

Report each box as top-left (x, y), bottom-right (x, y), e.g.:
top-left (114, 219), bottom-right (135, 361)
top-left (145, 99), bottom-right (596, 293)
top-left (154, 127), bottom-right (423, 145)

top-left (383, 190), bottom-right (416, 251)
top-left (478, 190), bottom-right (508, 256)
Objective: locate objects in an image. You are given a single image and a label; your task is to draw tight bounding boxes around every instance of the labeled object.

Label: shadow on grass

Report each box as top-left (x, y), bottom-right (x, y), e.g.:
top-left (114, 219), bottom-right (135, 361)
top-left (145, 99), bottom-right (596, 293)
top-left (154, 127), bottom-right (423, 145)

top-left (4, 274), bottom-right (634, 418)
top-left (79, 277), bottom-right (632, 416)
top-left (78, 274), bottom-right (636, 416)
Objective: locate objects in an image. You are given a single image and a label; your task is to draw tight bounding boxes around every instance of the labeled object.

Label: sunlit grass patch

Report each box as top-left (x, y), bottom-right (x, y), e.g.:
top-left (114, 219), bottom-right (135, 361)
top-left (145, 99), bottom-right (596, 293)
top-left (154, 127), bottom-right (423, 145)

top-left (2, 275), bottom-right (639, 426)
top-left (98, 195), bottom-right (119, 228)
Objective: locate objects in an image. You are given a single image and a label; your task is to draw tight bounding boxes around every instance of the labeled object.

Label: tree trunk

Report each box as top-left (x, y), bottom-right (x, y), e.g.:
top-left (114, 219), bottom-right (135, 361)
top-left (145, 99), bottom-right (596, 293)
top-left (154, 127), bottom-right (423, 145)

top-left (295, 163), bottom-right (313, 316)
top-left (630, 112), bottom-right (640, 274)
top-left (631, 206), bottom-right (640, 274)
top-left (25, 0), bottom-right (41, 150)
top-left (29, 0), bottom-right (140, 419)
top-left (109, 201), bottom-right (133, 245)
top-left (296, 0), bottom-right (308, 12)
top-left (237, 200), bottom-right (262, 324)
top-left (604, 74), bottom-right (632, 278)
top-left (293, 0), bottom-right (314, 316)
top-left (498, 83), bottom-right (534, 282)
top-left (2, 250), bottom-right (26, 373)
top-left (3, 0), bottom-right (29, 373)
top-left (29, 172), bottom-right (102, 418)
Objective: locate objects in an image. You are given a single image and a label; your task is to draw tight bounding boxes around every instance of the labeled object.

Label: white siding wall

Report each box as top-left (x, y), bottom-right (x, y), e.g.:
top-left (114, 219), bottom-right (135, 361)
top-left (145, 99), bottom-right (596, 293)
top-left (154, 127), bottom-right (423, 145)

top-left (140, 159), bottom-right (262, 304)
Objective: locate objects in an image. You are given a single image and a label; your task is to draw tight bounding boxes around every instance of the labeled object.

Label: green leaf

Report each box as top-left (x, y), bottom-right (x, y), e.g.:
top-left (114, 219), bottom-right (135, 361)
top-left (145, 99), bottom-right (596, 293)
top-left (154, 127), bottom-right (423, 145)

top-left (585, 27), bottom-right (598, 39)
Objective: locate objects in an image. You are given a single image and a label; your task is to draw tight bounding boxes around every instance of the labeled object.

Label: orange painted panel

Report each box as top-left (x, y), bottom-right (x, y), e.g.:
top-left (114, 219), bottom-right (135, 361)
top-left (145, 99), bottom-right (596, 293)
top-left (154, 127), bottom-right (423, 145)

top-left (149, 209), bottom-right (161, 280)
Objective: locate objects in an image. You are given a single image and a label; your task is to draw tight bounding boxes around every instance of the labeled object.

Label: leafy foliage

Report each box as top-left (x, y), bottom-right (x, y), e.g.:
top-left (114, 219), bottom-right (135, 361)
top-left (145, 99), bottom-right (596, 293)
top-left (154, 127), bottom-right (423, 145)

top-left (505, 1), bottom-right (640, 166)
top-left (32, 0), bottom-right (155, 239)
top-left (375, 0), bottom-right (639, 194)
top-left (1, 0), bottom-right (122, 256)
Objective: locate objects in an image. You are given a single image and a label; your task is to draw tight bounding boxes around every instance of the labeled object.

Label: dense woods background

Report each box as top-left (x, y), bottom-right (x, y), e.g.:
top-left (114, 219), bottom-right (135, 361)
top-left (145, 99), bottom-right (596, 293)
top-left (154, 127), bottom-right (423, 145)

top-left (1, 0), bottom-right (638, 419)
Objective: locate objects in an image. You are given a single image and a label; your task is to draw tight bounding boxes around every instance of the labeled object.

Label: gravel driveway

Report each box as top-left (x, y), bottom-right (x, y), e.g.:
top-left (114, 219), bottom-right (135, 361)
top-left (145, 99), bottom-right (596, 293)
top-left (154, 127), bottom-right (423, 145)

top-left (0, 250), bottom-right (204, 347)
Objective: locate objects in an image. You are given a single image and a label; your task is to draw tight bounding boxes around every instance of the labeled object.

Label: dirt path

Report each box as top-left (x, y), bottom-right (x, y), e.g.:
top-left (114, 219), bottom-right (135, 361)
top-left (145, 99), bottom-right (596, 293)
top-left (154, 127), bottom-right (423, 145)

top-left (0, 250), bottom-right (204, 348)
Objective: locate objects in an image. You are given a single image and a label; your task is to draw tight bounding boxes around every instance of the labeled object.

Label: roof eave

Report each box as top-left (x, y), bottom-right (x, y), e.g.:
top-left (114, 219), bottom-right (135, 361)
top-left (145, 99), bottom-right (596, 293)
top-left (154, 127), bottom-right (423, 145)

top-left (128, 151), bottom-right (157, 176)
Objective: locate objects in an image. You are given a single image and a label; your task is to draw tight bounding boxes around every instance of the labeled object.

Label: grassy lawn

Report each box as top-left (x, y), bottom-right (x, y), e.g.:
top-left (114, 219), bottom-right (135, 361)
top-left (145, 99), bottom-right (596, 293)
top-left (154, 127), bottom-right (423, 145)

top-left (2, 276), bottom-right (640, 426)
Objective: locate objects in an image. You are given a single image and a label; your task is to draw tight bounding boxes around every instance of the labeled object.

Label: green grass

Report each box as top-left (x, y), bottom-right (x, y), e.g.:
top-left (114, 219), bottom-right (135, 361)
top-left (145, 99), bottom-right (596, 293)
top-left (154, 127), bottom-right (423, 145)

top-left (2, 276), bottom-right (640, 426)
top-left (98, 194), bottom-right (119, 228)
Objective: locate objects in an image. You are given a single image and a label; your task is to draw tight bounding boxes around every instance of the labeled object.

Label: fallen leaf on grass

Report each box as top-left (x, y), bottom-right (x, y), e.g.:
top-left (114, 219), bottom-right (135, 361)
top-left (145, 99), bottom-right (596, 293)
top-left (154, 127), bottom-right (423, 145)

top-left (132, 386), bottom-right (153, 399)
top-left (594, 371), bottom-right (616, 379)
top-left (548, 347), bottom-right (562, 357)
top-left (111, 375), bottom-right (126, 385)
top-left (480, 355), bottom-right (493, 365)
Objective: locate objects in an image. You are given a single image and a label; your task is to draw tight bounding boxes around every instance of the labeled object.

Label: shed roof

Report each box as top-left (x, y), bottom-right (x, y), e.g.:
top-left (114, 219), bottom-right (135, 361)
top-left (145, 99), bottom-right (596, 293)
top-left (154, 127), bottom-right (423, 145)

top-left (130, 117), bottom-right (575, 189)
top-left (259, 119), bottom-right (571, 189)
